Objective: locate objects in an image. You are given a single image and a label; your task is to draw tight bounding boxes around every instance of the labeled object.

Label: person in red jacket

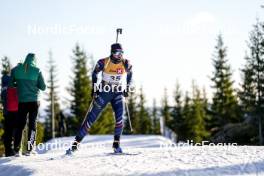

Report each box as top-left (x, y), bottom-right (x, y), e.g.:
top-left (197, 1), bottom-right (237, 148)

top-left (1, 70), bottom-right (18, 157)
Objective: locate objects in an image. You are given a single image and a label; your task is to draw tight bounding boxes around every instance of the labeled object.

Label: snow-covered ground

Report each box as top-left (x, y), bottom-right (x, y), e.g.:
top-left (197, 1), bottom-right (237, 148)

top-left (0, 135), bottom-right (264, 176)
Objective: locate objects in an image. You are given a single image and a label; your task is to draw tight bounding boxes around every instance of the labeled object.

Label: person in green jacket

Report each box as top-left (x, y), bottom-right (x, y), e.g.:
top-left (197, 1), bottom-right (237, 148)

top-left (9, 53), bottom-right (46, 156)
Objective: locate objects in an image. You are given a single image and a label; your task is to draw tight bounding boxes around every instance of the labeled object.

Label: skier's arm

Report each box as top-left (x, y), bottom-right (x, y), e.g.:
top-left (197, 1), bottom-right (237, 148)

top-left (125, 59), bottom-right (133, 86)
top-left (92, 59), bottom-right (105, 85)
top-left (122, 59), bottom-right (132, 97)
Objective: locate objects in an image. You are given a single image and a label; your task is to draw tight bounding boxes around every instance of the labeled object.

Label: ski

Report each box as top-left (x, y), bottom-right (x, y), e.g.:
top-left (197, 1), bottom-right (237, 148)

top-left (106, 152), bottom-right (141, 156)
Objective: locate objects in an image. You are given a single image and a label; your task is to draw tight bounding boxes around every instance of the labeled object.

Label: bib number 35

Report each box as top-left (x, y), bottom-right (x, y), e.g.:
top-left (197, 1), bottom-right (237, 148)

top-left (111, 76), bottom-right (121, 81)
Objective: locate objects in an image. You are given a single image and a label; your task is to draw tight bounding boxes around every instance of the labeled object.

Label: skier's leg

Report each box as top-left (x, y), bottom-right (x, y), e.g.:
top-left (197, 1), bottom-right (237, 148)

top-left (27, 102), bottom-right (39, 152)
top-left (111, 93), bottom-right (125, 152)
top-left (69, 92), bottom-right (112, 152)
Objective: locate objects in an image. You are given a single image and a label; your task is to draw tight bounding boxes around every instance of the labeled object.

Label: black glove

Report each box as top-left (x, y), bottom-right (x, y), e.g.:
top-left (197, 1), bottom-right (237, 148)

top-left (91, 89), bottom-right (99, 98)
top-left (123, 86), bottom-right (129, 97)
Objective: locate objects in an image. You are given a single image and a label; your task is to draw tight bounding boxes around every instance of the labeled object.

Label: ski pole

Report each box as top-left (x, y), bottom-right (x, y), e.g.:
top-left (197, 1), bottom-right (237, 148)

top-left (115, 28), bottom-right (132, 132)
top-left (80, 97), bottom-right (95, 126)
top-left (125, 98), bottom-right (133, 132)
top-left (116, 28), bottom-right (122, 43)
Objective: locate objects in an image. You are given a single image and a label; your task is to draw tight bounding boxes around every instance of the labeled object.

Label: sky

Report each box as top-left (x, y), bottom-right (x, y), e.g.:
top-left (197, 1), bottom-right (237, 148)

top-left (0, 0), bottom-right (264, 110)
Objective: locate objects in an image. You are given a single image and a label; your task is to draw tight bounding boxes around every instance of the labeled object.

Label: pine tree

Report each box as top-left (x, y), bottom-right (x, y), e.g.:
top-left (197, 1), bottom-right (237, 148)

top-left (151, 99), bottom-right (160, 134)
top-left (68, 44), bottom-right (93, 134)
top-left (44, 51), bottom-right (61, 139)
top-left (202, 87), bottom-right (211, 135)
top-left (240, 21), bottom-right (264, 144)
top-left (181, 91), bottom-right (191, 141)
top-left (211, 34), bottom-right (240, 127)
top-left (171, 81), bottom-right (185, 141)
top-left (123, 89), bottom-right (138, 134)
top-left (184, 82), bottom-right (209, 143)
top-left (1, 56), bottom-right (11, 75)
top-left (161, 88), bottom-right (172, 128)
top-left (238, 54), bottom-right (256, 116)
top-left (137, 87), bottom-right (151, 134)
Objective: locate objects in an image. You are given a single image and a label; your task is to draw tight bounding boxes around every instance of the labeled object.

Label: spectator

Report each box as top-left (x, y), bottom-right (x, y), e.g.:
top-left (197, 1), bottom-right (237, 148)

top-left (1, 68), bottom-right (18, 157)
top-left (9, 53), bottom-right (46, 156)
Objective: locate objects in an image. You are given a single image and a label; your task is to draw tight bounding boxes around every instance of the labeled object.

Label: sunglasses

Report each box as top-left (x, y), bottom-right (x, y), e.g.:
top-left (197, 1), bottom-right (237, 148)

top-left (112, 50), bottom-right (124, 55)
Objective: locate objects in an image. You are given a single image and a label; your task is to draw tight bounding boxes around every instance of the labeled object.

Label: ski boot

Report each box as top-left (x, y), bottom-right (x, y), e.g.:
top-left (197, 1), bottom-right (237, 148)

top-left (66, 141), bottom-right (80, 155)
top-left (113, 141), bottom-right (123, 154)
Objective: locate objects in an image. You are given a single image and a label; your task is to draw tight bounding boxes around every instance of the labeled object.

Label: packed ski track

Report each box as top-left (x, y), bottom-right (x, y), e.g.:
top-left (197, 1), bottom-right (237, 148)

top-left (0, 135), bottom-right (264, 176)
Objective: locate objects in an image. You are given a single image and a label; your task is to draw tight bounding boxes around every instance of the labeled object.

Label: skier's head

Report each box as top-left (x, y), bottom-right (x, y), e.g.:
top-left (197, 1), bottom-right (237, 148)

top-left (110, 43), bottom-right (123, 62)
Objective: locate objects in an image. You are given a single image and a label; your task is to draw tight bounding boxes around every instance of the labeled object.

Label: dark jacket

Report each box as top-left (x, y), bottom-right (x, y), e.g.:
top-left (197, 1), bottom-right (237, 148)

top-left (1, 74), bottom-right (10, 116)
